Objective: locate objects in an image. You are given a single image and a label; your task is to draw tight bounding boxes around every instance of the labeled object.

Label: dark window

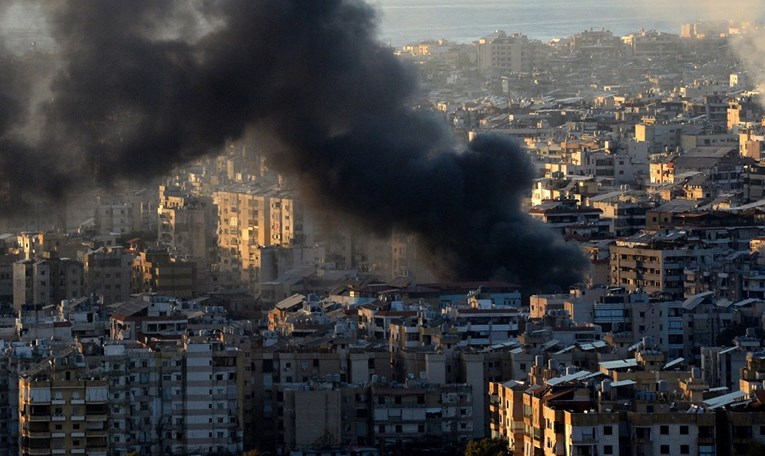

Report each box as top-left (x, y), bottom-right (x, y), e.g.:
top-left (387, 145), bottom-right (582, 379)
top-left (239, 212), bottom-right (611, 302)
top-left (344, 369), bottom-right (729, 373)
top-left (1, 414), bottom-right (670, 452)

top-left (680, 425), bottom-right (689, 435)
top-left (660, 445), bottom-right (670, 454)
top-left (681, 445), bottom-right (689, 454)
top-left (660, 425), bottom-right (669, 435)
top-left (604, 445), bottom-right (613, 455)
top-left (604, 426), bottom-right (613, 435)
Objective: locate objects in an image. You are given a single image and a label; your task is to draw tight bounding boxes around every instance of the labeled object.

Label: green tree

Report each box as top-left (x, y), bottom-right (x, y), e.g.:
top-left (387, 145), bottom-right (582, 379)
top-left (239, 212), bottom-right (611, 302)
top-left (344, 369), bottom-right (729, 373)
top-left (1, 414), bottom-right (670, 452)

top-left (311, 430), bottom-right (338, 450)
top-left (464, 438), bottom-right (509, 456)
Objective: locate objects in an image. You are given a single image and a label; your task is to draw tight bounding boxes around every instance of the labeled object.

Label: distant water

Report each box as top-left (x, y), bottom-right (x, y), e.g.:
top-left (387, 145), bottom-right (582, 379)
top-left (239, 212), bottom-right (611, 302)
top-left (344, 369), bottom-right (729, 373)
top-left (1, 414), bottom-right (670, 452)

top-left (3, 1), bottom-right (764, 54)
top-left (371, 0), bottom-right (763, 46)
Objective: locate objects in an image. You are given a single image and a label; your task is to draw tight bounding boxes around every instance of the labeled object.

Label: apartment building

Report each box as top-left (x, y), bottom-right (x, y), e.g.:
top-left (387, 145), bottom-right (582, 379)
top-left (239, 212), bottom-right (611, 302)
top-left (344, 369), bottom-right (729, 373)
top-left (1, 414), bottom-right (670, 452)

top-left (18, 350), bottom-right (109, 456)
top-left (249, 342), bottom-right (395, 452)
top-left (131, 251), bottom-right (196, 298)
top-left (272, 379), bottom-right (472, 454)
top-left (488, 355), bottom-right (728, 456)
top-left (610, 231), bottom-right (715, 298)
top-left (157, 185), bottom-right (217, 262)
top-left (94, 202), bottom-right (133, 236)
top-left (371, 382), bottom-right (473, 450)
top-left (13, 255), bottom-right (85, 312)
top-left (82, 246), bottom-right (133, 306)
top-left (476, 31), bottom-right (532, 73)
top-left (529, 200), bottom-right (608, 238)
top-left (214, 183), bottom-right (311, 291)
top-left (623, 30), bottom-right (681, 58)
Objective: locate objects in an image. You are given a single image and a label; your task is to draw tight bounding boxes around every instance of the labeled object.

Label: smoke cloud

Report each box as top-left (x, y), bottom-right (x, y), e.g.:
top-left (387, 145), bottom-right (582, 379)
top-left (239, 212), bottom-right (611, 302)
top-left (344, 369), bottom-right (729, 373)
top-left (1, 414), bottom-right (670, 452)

top-left (0, 0), bottom-right (587, 291)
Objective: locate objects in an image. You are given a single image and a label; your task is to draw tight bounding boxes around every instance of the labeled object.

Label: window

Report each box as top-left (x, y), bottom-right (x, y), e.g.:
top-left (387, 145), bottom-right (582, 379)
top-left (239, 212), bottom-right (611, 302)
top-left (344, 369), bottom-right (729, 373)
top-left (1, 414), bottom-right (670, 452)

top-left (660, 425), bottom-right (669, 435)
top-left (660, 445), bottom-right (670, 454)
top-left (604, 445), bottom-right (613, 455)
top-left (681, 445), bottom-right (689, 454)
top-left (603, 426), bottom-right (613, 435)
top-left (680, 425), bottom-right (689, 435)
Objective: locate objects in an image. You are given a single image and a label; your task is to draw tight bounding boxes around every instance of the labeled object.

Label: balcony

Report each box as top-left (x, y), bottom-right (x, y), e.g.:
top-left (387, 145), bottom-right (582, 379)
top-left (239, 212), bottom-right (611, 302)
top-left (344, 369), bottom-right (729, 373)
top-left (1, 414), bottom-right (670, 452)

top-left (86, 436), bottom-right (108, 449)
top-left (86, 424), bottom-right (109, 437)
top-left (22, 431), bottom-right (49, 439)
top-left (24, 422), bottom-right (49, 433)
top-left (26, 405), bottom-right (51, 417)
top-left (24, 449), bottom-right (51, 456)
top-left (570, 433), bottom-right (597, 444)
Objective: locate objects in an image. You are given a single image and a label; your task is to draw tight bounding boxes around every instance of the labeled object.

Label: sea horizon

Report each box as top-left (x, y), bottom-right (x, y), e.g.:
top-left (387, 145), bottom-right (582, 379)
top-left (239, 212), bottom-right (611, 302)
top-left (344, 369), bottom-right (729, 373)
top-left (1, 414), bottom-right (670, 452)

top-left (371, 0), bottom-right (765, 47)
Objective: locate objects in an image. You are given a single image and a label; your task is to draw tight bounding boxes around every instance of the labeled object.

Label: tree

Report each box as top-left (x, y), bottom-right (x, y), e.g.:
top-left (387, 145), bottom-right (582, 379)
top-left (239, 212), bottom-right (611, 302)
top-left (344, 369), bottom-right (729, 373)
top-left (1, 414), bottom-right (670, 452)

top-left (311, 430), bottom-right (338, 450)
top-left (464, 438), bottom-right (509, 456)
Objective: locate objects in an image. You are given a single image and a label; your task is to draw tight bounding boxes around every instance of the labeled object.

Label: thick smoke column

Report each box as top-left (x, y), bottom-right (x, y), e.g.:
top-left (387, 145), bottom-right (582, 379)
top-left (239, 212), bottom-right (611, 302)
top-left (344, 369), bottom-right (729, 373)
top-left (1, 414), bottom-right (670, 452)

top-left (0, 0), bottom-right (587, 291)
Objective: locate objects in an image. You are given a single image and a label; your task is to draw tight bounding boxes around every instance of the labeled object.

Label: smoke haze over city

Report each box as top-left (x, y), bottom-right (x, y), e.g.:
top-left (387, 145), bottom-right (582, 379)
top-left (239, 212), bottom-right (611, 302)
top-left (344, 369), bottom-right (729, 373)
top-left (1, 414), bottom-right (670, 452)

top-left (0, 0), bottom-right (587, 291)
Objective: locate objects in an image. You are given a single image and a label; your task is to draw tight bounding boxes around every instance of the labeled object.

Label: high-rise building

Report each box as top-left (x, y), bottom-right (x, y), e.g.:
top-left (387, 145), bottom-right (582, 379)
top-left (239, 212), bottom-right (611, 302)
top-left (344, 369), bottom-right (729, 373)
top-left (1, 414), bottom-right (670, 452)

top-left (18, 350), bottom-right (109, 456)
top-left (131, 251), bottom-right (196, 298)
top-left (157, 185), bottom-right (217, 263)
top-left (94, 202), bottom-right (134, 236)
top-left (214, 183), bottom-right (312, 290)
top-left (82, 246), bottom-right (134, 306)
top-left (476, 31), bottom-right (532, 73)
top-left (13, 254), bottom-right (85, 312)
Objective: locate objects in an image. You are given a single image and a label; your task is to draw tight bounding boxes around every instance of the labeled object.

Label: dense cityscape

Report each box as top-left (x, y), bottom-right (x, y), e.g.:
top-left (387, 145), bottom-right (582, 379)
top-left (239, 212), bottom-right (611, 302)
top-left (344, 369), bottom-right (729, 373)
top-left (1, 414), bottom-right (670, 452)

top-left (4, 3), bottom-right (765, 456)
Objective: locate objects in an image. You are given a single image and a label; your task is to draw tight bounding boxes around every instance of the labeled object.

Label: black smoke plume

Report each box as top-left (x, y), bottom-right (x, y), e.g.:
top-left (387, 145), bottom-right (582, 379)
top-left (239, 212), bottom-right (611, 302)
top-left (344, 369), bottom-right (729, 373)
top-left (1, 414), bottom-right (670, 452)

top-left (0, 0), bottom-right (587, 291)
